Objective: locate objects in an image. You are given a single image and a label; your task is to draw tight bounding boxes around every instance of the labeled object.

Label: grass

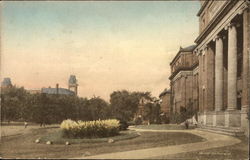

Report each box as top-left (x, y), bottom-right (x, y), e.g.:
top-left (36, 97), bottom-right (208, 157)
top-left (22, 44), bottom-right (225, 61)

top-left (40, 129), bottom-right (140, 144)
top-left (150, 136), bottom-right (249, 160)
top-left (134, 123), bottom-right (197, 130)
top-left (1, 124), bottom-right (59, 137)
top-left (0, 126), bottom-right (205, 158)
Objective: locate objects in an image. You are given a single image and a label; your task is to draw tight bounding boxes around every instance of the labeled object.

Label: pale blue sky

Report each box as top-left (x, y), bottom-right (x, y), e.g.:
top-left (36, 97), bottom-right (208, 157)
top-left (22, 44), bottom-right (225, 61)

top-left (1, 1), bottom-right (200, 100)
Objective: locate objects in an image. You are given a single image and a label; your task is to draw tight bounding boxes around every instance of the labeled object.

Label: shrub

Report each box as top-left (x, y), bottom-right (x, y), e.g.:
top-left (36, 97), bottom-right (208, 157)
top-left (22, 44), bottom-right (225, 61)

top-left (119, 120), bottom-right (129, 130)
top-left (134, 117), bottom-right (142, 125)
top-left (60, 119), bottom-right (120, 138)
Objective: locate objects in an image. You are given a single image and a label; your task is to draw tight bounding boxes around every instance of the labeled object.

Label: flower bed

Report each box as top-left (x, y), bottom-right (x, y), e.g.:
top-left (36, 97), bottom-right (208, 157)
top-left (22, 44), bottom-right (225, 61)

top-left (60, 119), bottom-right (120, 138)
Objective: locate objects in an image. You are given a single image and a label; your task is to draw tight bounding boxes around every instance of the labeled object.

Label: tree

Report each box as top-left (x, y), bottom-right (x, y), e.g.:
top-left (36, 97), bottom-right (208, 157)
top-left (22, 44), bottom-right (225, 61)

top-left (87, 97), bottom-right (109, 120)
top-left (143, 102), bottom-right (161, 124)
top-left (1, 86), bottom-right (28, 122)
top-left (109, 90), bottom-right (152, 122)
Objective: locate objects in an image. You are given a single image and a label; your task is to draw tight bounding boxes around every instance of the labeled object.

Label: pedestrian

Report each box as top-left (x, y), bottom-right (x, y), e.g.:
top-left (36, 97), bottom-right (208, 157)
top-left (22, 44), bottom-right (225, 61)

top-left (185, 120), bottom-right (189, 129)
top-left (24, 121), bottom-right (28, 128)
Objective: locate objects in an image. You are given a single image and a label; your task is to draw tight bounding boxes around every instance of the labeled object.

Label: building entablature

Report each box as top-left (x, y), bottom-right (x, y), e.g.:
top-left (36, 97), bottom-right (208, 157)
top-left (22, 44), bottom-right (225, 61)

top-left (197, 0), bottom-right (209, 17)
top-left (198, 1), bottom-right (228, 33)
top-left (195, 0), bottom-right (249, 53)
top-left (170, 70), bottom-right (193, 82)
top-left (169, 60), bottom-right (198, 80)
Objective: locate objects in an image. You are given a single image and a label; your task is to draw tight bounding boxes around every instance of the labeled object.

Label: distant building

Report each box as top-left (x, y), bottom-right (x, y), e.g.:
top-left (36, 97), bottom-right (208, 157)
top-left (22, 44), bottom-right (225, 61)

top-left (68, 75), bottom-right (78, 95)
top-left (1, 78), bottom-right (12, 89)
top-left (134, 97), bottom-right (151, 122)
top-left (28, 89), bottom-right (41, 94)
top-left (41, 84), bottom-right (75, 96)
top-left (159, 88), bottom-right (171, 121)
top-left (169, 45), bottom-right (199, 114)
top-left (26, 75), bottom-right (78, 96)
top-left (41, 75), bottom-right (78, 96)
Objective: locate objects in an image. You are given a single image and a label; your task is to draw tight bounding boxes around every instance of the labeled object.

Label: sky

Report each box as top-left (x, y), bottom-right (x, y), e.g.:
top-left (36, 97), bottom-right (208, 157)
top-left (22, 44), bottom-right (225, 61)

top-left (1, 1), bottom-right (200, 101)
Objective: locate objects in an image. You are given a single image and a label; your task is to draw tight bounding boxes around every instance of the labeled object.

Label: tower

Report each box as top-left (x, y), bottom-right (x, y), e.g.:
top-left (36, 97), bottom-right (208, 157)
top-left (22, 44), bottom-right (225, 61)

top-left (1, 78), bottom-right (12, 89)
top-left (68, 75), bottom-right (78, 95)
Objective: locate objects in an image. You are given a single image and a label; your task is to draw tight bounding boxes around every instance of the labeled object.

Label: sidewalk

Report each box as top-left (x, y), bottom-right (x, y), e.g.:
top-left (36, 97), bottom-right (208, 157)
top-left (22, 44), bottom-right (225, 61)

top-left (75, 128), bottom-right (241, 159)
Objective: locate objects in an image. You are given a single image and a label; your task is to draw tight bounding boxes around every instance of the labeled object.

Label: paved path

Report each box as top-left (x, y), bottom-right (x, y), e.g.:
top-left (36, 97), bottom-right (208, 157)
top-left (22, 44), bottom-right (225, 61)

top-left (76, 128), bottom-right (241, 159)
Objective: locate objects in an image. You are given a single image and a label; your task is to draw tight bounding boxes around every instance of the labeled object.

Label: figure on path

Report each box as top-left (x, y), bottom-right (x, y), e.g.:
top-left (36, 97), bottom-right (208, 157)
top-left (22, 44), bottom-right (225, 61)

top-left (24, 121), bottom-right (28, 128)
top-left (184, 119), bottom-right (189, 129)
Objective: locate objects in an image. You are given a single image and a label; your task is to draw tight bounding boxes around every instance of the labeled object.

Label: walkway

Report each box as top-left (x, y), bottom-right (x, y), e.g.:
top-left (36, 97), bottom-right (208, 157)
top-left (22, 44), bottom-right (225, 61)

top-left (76, 128), bottom-right (241, 159)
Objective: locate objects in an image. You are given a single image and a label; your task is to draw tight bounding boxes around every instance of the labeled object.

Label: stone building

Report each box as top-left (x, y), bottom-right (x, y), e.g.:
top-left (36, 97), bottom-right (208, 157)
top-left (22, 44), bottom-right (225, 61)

top-left (194, 0), bottom-right (249, 135)
top-left (1, 78), bottom-right (12, 89)
top-left (41, 75), bottom-right (78, 96)
top-left (159, 88), bottom-right (171, 121)
top-left (68, 75), bottom-right (78, 95)
top-left (134, 97), bottom-right (151, 120)
top-left (27, 89), bottom-right (41, 94)
top-left (169, 45), bottom-right (199, 115)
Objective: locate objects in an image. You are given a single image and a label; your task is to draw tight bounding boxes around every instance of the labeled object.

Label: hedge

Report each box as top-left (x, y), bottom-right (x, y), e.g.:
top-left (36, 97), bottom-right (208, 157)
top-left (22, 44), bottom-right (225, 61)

top-left (60, 119), bottom-right (120, 138)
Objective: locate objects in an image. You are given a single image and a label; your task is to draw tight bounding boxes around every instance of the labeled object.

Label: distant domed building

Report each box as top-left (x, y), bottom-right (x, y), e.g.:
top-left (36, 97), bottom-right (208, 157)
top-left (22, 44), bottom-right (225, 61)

top-left (1, 78), bottom-right (12, 88)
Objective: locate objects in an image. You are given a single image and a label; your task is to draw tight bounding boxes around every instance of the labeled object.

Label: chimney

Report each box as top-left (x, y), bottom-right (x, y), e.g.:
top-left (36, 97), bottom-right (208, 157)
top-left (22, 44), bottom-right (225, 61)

top-left (56, 83), bottom-right (59, 94)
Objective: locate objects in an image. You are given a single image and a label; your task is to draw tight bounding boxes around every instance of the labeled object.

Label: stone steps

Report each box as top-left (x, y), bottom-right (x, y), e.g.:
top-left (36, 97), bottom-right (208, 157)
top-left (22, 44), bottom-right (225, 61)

top-left (197, 126), bottom-right (245, 137)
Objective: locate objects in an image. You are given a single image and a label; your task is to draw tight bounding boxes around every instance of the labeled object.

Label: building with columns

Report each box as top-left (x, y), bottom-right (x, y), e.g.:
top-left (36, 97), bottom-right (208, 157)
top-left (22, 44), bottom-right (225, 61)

top-left (169, 45), bottom-right (199, 116)
top-left (194, 0), bottom-right (249, 136)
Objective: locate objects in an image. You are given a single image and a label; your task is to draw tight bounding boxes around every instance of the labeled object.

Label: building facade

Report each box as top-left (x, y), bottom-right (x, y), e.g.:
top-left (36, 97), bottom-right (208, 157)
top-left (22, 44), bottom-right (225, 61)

top-left (159, 88), bottom-right (171, 122)
top-left (194, 0), bottom-right (249, 135)
top-left (134, 97), bottom-right (151, 121)
top-left (41, 75), bottom-right (78, 96)
top-left (68, 75), bottom-right (78, 95)
top-left (169, 45), bottom-right (199, 115)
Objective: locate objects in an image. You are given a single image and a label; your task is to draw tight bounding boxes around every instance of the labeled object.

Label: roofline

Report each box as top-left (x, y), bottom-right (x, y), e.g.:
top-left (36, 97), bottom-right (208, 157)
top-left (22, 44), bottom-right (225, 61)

top-left (197, 1), bottom-right (209, 17)
top-left (170, 49), bottom-right (195, 66)
top-left (194, 0), bottom-right (234, 44)
top-left (159, 91), bottom-right (171, 98)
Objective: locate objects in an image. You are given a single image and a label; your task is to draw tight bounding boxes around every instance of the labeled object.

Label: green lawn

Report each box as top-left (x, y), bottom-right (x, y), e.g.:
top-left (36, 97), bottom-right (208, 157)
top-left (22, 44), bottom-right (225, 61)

top-left (40, 129), bottom-right (140, 144)
top-left (0, 126), bottom-right (204, 159)
top-left (150, 136), bottom-right (249, 160)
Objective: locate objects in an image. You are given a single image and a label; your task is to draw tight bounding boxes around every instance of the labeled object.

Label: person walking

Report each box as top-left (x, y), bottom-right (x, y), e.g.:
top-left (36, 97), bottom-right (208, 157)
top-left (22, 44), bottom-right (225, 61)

top-left (184, 119), bottom-right (189, 129)
top-left (24, 121), bottom-right (28, 128)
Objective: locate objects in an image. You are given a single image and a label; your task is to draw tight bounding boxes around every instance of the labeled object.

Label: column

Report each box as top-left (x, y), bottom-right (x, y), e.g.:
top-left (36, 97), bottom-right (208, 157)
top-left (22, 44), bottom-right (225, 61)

top-left (214, 35), bottom-right (224, 111)
top-left (240, 3), bottom-right (249, 135)
top-left (241, 6), bottom-right (249, 111)
top-left (227, 23), bottom-right (237, 110)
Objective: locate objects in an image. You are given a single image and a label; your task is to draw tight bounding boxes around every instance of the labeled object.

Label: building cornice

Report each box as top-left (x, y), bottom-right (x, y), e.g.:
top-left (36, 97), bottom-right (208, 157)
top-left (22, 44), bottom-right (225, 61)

top-left (197, 0), bottom-right (210, 16)
top-left (169, 63), bottom-right (198, 80)
top-left (170, 70), bottom-right (193, 82)
top-left (195, 0), bottom-right (248, 53)
top-left (195, 0), bottom-right (233, 44)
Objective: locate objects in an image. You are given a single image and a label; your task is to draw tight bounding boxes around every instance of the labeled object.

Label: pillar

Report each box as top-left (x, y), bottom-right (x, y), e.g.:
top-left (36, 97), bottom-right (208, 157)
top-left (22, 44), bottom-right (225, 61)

top-left (225, 22), bottom-right (241, 127)
top-left (227, 23), bottom-right (238, 111)
top-left (241, 5), bottom-right (249, 111)
top-left (240, 3), bottom-right (249, 136)
top-left (214, 35), bottom-right (224, 111)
